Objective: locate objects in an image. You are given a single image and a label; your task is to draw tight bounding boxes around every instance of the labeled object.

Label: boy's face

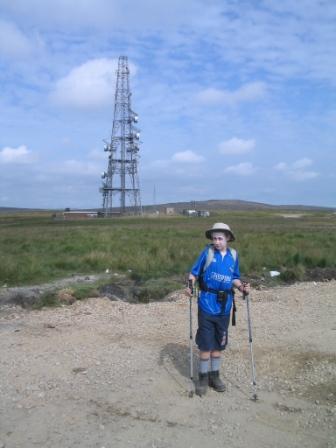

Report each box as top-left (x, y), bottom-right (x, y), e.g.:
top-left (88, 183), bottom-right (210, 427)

top-left (211, 232), bottom-right (228, 251)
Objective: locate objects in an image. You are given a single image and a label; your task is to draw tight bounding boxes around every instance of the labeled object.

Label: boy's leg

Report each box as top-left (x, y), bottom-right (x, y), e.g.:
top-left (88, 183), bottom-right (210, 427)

top-left (208, 315), bottom-right (230, 392)
top-left (199, 350), bottom-right (210, 371)
top-left (195, 309), bottom-right (218, 396)
top-left (210, 350), bottom-right (221, 369)
top-left (209, 350), bottom-right (226, 392)
top-left (196, 350), bottom-right (210, 396)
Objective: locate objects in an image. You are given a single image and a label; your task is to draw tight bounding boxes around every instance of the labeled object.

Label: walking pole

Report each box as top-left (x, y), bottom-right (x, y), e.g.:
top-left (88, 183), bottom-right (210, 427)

top-left (188, 279), bottom-right (195, 397)
top-left (243, 290), bottom-right (258, 401)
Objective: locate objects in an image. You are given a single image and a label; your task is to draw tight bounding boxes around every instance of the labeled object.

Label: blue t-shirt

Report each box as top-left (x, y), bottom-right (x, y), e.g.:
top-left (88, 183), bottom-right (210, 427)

top-left (190, 245), bottom-right (240, 316)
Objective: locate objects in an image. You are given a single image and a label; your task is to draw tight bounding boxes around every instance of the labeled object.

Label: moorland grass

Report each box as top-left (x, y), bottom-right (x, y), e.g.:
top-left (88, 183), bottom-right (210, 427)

top-left (0, 211), bottom-right (335, 287)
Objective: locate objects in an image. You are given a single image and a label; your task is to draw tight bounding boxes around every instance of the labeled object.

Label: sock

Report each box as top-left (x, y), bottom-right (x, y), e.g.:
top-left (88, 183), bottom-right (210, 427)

top-left (199, 358), bottom-right (209, 374)
top-left (210, 356), bottom-right (221, 372)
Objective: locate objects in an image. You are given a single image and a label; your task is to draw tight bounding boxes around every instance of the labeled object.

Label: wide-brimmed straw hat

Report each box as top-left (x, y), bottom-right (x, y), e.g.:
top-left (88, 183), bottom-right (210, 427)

top-left (205, 222), bottom-right (235, 242)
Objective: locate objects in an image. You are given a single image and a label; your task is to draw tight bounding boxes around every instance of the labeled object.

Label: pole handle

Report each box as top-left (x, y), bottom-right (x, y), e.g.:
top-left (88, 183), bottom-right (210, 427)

top-left (188, 279), bottom-right (194, 295)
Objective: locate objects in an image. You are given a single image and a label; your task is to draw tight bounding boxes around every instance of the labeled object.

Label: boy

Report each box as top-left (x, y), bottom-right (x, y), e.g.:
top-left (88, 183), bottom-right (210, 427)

top-left (188, 222), bottom-right (250, 396)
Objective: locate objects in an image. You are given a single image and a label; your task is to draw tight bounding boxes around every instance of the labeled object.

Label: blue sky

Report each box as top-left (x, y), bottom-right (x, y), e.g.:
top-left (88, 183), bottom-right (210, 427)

top-left (0, 0), bottom-right (335, 209)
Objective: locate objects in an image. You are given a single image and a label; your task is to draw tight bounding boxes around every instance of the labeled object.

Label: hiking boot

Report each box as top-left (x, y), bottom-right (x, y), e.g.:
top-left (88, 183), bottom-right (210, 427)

top-left (195, 372), bottom-right (208, 397)
top-left (209, 370), bottom-right (226, 392)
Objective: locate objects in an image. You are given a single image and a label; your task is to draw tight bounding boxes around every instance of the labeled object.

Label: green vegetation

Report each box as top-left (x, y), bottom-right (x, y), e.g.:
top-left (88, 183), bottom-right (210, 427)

top-left (70, 283), bottom-right (101, 300)
top-left (0, 210), bottom-right (335, 287)
top-left (29, 278), bottom-right (117, 309)
top-left (32, 292), bottom-right (59, 309)
top-left (134, 278), bottom-right (182, 303)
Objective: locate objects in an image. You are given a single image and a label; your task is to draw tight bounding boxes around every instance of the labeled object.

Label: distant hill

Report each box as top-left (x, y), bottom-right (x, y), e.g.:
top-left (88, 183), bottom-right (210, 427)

top-left (143, 199), bottom-right (335, 213)
top-left (0, 207), bottom-right (46, 213)
top-left (1, 200), bottom-right (335, 214)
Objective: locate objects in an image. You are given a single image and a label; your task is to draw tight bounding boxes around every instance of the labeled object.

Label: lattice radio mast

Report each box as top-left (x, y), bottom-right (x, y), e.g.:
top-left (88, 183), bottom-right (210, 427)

top-left (100, 56), bottom-right (142, 216)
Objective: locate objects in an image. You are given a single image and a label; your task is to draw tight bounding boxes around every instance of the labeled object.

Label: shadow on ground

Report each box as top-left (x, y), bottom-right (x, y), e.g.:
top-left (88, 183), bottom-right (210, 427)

top-left (159, 343), bottom-right (197, 380)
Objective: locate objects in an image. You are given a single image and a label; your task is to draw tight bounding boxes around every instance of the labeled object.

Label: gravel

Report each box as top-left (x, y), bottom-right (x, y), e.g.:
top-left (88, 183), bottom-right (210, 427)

top-left (0, 280), bottom-right (335, 448)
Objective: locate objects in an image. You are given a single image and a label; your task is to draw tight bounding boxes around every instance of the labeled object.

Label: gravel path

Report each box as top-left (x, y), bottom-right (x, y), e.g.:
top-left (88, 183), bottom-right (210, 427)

top-left (0, 274), bottom-right (111, 307)
top-left (0, 281), bottom-right (335, 448)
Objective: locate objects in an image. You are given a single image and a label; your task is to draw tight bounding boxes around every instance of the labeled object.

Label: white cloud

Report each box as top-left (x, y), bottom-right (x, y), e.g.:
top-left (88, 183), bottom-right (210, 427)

top-left (0, 20), bottom-right (35, 58)
top-left (274, 158), bottom-right (319, 181)
top-left (292, 158), bottom-right (312, 169)
top-left (219, 137), bottom-right (255, 155)
top-left (171, 150), bottom-right (204, 163)
top-left (196, 82), bottom-right (267, 106)
top-left (149, 150), bottom-right (204, 170)
top-left (224, 162), bottom-right (256, 176)
top-left (0, 145), bottom-right (35, 164)
top-left (50, 58), bottom-right (137, 109)
top-left (274, 162), bottom-right (287, 171)
top-left (292, 171), bottom-right (319, 181)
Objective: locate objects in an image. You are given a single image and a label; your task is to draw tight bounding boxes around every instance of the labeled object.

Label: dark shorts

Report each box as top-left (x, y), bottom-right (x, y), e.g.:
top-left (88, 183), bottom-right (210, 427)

top-left (195, 308), bottom-right (230, 352)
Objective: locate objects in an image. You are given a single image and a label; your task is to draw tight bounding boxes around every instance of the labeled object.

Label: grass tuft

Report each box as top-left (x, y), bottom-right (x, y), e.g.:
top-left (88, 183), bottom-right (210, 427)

top-left (32, 292), bottom-right (59, 309)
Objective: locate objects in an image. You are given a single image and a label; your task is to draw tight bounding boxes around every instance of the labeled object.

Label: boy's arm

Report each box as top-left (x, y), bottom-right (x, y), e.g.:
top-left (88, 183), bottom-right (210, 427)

top-left (187, 248), bottom-right (207, 293)
top-left (232, 254), bottom-right (250, 294)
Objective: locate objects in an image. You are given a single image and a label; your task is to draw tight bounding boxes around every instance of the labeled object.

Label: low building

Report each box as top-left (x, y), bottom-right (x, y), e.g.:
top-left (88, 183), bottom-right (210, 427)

top-left (165, 207), bottom-right (175, 215)
top-left (183, 209), bottom-right (210, 217)
top-left (183, 209), bottom-right (197, 216)
top-left (197, 210), bottom-right (210, 217)
top-left (63, 211), bottom-right (98, 220)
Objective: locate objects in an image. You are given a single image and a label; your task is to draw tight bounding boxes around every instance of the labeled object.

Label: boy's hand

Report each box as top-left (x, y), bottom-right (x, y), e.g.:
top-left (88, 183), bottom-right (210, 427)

top-left (238, 282), bottom-right (250, 295)
top-left (187, 275), bottom-right (196, 296)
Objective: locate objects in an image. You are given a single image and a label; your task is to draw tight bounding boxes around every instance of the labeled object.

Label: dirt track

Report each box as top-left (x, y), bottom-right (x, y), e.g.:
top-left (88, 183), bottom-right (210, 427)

top-left (0, 281), bottom-right (335, 448)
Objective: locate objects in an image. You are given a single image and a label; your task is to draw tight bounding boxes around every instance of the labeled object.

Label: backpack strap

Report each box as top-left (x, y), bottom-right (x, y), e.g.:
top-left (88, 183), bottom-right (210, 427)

top-left (230, 248), bottom-right (237, 263)
top-left (202, 244), bottom-right (215, 273)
